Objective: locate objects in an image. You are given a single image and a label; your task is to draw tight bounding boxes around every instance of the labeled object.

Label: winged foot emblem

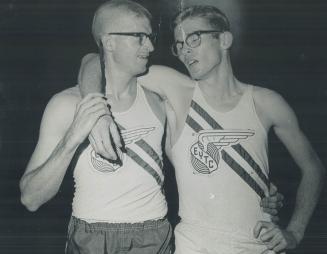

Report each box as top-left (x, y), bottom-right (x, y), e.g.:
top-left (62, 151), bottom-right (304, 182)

top-left (190, 130), bottom-right (254, 174)
top-left (90, 126), bottom-right (155, 173)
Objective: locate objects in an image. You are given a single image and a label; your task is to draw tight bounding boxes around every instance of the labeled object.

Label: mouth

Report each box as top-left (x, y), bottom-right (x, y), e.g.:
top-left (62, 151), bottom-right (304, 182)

top-left (186, 59), bottom-right (198, 68)
top-left (138, 55), bottom-right (149, 60)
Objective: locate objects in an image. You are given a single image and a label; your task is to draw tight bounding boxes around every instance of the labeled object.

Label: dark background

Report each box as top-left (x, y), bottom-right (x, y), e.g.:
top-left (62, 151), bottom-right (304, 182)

top-left (0, 0), bottom-right (326, 253)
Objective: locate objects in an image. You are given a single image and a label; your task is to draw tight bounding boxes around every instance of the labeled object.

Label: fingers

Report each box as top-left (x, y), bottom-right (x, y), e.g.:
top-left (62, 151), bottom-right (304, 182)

top-left (78, 96), bottom-right (110, 120)
top-left (88, 133), bottom-right (101, 156)
top-left (255, 222), bottom-right (294, 253)
top-left (271, 215), bottom-right (280, 223)
top-left (76, 97), bottom-right (123, 162)
top-left (269, 182), bottom-right (278, 195)
top-left (90, 131), bottom-right (117, 160)
top-left (100, 129), bottom-right (117, 160)
top-left (261, 194), bottom-right (284, 212)
top-left (261, 197), bottom-right (279, 211)
top-left (262, 227), bottom-right (289, 252)
top-left (96, 115), bottom-right (124, 159)
top-left (261, 226), bottom-right (280, 242)
top-left (85, 103), bottom-right (110, 123)
top-left (265, 230), bottom-right (284, 250)
top-left (109, 120), bottom-right (123, 149)
top-left (88, 116), bottom-right (120, 160)
top-left (268, 182), bottom-right (284, 206)
top-left (76, 93), bottom-right (107, 113)
top-left (262, 208), bottom-right (278, 216)
top-left (273, 238), bottom-right (288, 252)
top-left (262, 193), bottom-right (284, 204)
top-left (258, 223), bottom-right (284, 251)
top-left (254, 221), bottom-right (273, 238)
top-left (275, 193), bottom-right (284, 208)
top-left (91, 117), bottom-right (115, 160)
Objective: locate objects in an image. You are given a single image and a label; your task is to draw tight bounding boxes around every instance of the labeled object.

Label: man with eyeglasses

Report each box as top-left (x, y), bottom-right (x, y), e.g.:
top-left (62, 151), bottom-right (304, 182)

top-left (20, 1), bottom-right (173, 253)
top-left (79, 4), bottom-right (325, 254)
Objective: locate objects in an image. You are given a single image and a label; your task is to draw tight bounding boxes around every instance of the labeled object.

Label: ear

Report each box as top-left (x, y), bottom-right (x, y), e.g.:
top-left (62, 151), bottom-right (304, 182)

top-left (101, 35), bottom-right (114, 51)
top-left (220, 31), bottom-right (233, 50)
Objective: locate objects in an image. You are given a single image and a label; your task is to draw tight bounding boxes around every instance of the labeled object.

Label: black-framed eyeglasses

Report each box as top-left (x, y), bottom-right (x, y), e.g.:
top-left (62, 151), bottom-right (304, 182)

top-left (171, 30), bottom-right (221, 56)
top-left (108, 32), bottom-right (157, 46)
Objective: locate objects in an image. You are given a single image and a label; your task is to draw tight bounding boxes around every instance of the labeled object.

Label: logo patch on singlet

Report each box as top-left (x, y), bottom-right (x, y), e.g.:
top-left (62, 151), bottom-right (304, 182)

top-left (90, 126), bottom-right (156, 173)
top-left (190, 130), bottom-right (254, 174)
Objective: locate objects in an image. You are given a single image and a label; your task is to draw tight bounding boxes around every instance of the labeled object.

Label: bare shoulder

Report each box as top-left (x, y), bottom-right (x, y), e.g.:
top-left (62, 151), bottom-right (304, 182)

top-left (252, 85), bottom-right (283, 101)
top-left (252, 85), bottom-right (296, 127)
top-left (252, 85), bottom-right (288, 111)
top-left (41, 86), bottom-right (81, 127)
top-left (47, 86), bottom-right (81, 111)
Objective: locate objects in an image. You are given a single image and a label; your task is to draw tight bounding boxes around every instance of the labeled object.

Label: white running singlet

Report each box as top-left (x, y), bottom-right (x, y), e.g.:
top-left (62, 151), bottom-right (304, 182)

top-left (72, 84), bottom-right (167, 223)
top-left (172, 84), bottom-right (274, 254)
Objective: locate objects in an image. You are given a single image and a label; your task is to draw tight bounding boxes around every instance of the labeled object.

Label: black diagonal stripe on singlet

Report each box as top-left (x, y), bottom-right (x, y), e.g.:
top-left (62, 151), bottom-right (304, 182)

top-left (117, 124), bottom-right (163, 170)
top-left (117, 124), bottom-right (163, 187)
top-left (190, 100), bottom-right (269, 188)
top-left (125, 147), bottom-right (163, 187)
top-left (186, 115), bottom-right (202, 133)
top-left (186, 115), bottom-right (266, 198)
top-left (135, 140), bottom-right (163, 169)
top-left (221, 151), bottom-right (265, 198)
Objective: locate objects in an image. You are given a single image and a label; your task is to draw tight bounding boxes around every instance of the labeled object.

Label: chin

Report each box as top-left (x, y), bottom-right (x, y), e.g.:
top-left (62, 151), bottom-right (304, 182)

top-left (134, 67), bottom-right (148, 77)
top-left (189, 71), bottom-right (204, 80)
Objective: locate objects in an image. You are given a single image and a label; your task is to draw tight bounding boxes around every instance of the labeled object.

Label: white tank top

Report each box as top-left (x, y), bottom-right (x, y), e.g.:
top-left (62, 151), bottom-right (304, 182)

top-left (72, 84), bottom-right (167, 223)
top-left (171, 84), bottom-right (271, 239)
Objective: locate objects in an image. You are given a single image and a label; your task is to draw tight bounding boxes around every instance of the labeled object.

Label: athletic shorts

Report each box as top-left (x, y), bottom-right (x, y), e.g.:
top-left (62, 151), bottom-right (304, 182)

top-left (174, 221), bottom-right (279, 254)
top-left (65, 216), bottom-right (172, 254)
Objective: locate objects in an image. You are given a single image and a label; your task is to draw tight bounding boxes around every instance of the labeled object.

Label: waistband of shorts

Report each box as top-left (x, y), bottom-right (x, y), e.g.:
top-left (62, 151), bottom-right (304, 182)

top-left (70, 216), bottom-right (169, 232)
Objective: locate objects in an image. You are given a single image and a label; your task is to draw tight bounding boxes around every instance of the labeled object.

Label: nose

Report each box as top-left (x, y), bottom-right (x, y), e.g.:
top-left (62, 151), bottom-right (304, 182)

top-left (179, 43), bottom-right (192, 57)
top-left (144, 37), bottom-right (154, 52)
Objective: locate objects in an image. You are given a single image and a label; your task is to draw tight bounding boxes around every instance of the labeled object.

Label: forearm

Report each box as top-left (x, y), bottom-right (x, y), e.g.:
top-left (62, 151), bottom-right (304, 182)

top-left (287, 161), bottom-right (325, 241)
top-left (20, 134), bottom-right (77, 211)
top-left (79, 53), bottom-right (102, 97)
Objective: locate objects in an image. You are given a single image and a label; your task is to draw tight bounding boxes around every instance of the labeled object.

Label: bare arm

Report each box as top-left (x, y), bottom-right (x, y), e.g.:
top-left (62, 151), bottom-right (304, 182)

top-left (272, 92), bottom-right (325, 238)
top-left (78, 53), bottom-right (102, 96)
top-left (20, 91), bottom-right (109, 211)
top-left (254, 89), bottom-right (325, 251)
top-left (78, 53), bottom-right (122, 160)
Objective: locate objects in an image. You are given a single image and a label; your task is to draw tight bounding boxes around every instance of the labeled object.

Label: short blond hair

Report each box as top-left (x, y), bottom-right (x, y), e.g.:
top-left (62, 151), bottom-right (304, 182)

top-left (92, 0), bottom-right (152, 46)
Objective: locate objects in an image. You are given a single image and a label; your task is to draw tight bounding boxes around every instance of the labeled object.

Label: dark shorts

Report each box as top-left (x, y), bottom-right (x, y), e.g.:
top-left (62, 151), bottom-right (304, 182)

top-left (65, 216), bottom-right (172, 254)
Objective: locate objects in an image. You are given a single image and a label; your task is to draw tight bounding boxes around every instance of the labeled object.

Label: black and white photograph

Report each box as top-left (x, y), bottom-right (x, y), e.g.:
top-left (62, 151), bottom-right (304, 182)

top-left (0, 0), bottom-right (326, 253)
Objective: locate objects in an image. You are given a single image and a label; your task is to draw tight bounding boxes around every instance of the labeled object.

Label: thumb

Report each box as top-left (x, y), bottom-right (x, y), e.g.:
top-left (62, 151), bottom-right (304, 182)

top-left (253, 221), bottom-right (270, 238)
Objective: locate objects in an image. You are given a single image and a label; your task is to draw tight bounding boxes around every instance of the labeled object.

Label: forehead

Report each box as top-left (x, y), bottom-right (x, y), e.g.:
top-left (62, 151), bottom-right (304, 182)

top-left (120, 15), bottom-right (151, 32)
top-left (103, 11), bottom-right (152, 33)
top-left (174, 17), bottom-right (211, 39)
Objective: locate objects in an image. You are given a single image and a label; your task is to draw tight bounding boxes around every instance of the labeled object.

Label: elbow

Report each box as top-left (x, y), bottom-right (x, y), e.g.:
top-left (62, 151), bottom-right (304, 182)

top-left (19, 181), bottom-right (40, 212)
top-left (316, 162), bottom-right (326, 182)
top-left (20, 194), bottom-right (40, 212)
top-left (20, 193), bottom-right (41, 212)
top-left (312, 164), bottom-right (326, 191)
top-left (21, 198), bottom-right (39, 212)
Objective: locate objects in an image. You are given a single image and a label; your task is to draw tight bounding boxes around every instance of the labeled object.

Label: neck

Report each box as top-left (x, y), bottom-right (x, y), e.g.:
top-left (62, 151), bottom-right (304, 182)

top-left (198, 54), bottom-right (241, 99)
top-left (103, 58), bottom-right (137, 100)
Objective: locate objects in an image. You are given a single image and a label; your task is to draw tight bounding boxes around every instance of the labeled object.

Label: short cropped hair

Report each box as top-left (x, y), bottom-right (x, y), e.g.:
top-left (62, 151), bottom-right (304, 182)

top-left (92, 0), bottom-right (152, 46)
top-left (172, 5), bottom-right (230, 33)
